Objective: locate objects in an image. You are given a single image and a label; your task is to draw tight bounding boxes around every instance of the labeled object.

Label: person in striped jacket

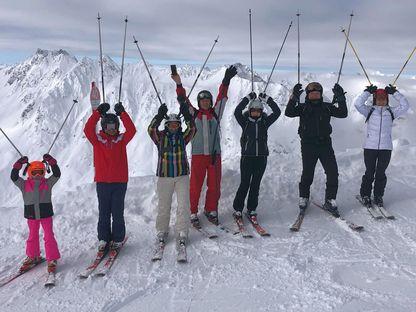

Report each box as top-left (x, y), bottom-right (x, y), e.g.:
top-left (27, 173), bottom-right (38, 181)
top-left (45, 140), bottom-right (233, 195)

top-left (148, 99), bottom-right (196, 248)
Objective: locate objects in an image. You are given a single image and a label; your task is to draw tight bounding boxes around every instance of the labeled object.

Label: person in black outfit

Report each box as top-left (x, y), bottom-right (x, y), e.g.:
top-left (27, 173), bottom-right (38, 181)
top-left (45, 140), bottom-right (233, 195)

top-left (285, 82), bottom-right (347, 216)
top-left (233, 92), bottom-right (281, 219)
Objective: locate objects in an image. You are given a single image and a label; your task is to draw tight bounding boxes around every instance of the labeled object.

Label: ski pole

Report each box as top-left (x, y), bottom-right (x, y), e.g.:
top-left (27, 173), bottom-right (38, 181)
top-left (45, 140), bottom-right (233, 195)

top-left (392, 46), bottom-right (416, 86)
top-left (133, 36), bottom-right (163, 105)
top-left (263, 20), bottom-right (293, 93)
top-left (296, 10), bottom-right (301, 84)
top-left (341, 28), bottom-right (372, 85)
top-left (249, 9), bottom-right (254, 92)
top-left (336, 12), bottom-right (354, 84)
top-left (118, 16), bottom-right (128, 104)
top-left (187, 35), bottom-right (219, 99)
top-left (0, 128), bottom-right (23, 157)
top-left (47, 99), bottom-right (78, 154)
top-left (97, 13), bottom-right (106, 103)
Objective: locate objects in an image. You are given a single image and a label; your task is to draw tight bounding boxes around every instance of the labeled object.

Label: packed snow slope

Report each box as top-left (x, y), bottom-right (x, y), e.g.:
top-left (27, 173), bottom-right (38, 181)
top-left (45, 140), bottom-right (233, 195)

top-left (0, 49), bottom-right (415, 312)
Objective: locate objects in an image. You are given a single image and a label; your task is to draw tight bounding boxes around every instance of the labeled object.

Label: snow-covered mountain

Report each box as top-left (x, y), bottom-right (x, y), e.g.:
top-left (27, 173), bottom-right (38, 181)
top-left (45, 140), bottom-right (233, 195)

top-left (0, 50), bottom-right (416, 311)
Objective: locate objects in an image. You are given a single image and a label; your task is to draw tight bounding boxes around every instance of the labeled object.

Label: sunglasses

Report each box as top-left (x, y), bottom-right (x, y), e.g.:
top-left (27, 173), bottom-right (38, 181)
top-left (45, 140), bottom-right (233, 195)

top-left (105, 123), bottom-right (117, 130)
top-left (31, 169), bottom-right (45, 176)
top-left (250, 109), bottom-right (263, 113)
top-left (197, 92), bottom-right (211, 100)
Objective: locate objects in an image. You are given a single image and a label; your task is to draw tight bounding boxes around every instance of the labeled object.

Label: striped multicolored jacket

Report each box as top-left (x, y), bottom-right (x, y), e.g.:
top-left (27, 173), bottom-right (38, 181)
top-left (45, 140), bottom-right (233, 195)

top-left (148, 117), bottom-right (196, 177)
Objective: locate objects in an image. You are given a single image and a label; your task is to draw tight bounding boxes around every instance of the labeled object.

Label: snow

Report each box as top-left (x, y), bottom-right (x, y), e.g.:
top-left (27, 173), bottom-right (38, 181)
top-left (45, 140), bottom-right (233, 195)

top-left (0, 49), bottom-right (415, 311)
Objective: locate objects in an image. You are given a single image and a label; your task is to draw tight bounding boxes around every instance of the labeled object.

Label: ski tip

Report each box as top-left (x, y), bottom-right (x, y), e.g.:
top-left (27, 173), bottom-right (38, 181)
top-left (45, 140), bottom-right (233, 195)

top-left (290, 227), bottom-right (299, 232)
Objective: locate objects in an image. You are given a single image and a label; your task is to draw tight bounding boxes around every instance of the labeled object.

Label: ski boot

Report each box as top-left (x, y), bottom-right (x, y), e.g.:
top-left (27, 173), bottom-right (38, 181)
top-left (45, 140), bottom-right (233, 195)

top-left (176, 232), bottom-right (187, 263)
top-left (47, 260), bottom-right (57, 273)
top-left (245, 210), bottom-right (258, 223)
top-left (98, 240), bottom-right (108, 252)
top-left (190, 213), bottom-right (201, 229)
top-left (110, 240), bottom-right (124, 252)
top-left (323, 199), bottom-right (340, 218)
top-left (233, 210), bottom-right (243, 222)
top-left (359, 195), bottom-right (372, 208)
top-left (299, 197), bottom-right (309, 214)
top-left (205, 211), bottom-right (219, 225)
top-left (374, 196), bottom-right (384, 208)
top-left (19, 256), bottom-right (43, 272)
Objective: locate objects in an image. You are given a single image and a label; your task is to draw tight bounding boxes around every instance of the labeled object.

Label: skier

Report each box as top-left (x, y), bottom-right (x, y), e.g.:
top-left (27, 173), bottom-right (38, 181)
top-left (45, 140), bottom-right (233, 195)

top-left (148, 99), bottom-right (196, 261)
top-left (354, 84), bottom-right (410, 208)
top-left (170, 65), bottom-right (238, 226)
top-left (84, 102), bottom-right (136, 253)
top-left (285, 82), bottom-right (348, 216)
top-left (233, 92), bottom-right (281, 222)
top-left (11, 154), bottom-right (61, 274)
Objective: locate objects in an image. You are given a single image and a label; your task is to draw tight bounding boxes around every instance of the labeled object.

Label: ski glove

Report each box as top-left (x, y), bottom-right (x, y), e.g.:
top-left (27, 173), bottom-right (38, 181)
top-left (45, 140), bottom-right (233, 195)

top-left (259, 92), bottom-right (272, 105)
top-left (156, 104), bottom-right (168, 121)
top-left (292, 83), bottom-right (303, 100)
top-left (245, 92), bottom-right (257, 102)
top-left (43, 154), bottom-right (57, 166)
top-left (222, 65), bottom-right (238, 85)
top-left (97, 103), bottom-right (110, 116)
top-left (332, 83), bottom-right (346, 101)
top-left (385, 84), bottom-right (397, 95)
top-left (365, 85), bottom-right (377, 94)
top-left (114, 102), bottom-right (125, 116)
top-left (13, 156), bottom-right (29, 170)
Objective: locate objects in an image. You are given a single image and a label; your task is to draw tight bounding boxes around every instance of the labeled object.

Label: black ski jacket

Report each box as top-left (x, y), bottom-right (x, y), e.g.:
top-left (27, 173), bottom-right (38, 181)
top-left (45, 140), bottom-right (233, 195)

top-left (235, 97), bottom-right (281, 156)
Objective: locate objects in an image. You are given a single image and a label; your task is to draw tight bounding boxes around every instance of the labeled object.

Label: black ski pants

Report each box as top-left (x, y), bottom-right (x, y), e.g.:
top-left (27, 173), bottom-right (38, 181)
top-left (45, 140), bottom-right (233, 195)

top-left (96, 182), bottom-right (128, 243)
top-left (233, 156), bottom-right (267, 212)
top-left (299, 142), bottom-right (339, 200)
top-left (360, 149), bottom-right (392, 198)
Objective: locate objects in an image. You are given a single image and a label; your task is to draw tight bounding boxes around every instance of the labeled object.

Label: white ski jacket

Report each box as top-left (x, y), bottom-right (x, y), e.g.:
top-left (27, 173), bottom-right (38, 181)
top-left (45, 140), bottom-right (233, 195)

top-left (354, 91), bottom-right (410, 150)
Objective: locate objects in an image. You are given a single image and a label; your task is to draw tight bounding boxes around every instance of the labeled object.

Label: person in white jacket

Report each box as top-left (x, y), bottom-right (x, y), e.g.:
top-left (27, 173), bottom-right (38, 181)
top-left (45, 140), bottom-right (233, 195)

top-left (354, 84), bottom-right (410, 208)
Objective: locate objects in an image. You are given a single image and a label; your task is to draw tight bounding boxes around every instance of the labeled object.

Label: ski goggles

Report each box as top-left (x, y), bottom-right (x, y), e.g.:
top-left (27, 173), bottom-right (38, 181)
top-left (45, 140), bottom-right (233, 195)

top-left (31, 169), bottom-right (45, 176)
top-left (105, 123), bottom-right (117, 130)
top-left (250, 108), bottom-right (263, 113)
top-left (306, 83), bottom-right (323, 93)
top-left (197, 91), bottom-right (211, 100)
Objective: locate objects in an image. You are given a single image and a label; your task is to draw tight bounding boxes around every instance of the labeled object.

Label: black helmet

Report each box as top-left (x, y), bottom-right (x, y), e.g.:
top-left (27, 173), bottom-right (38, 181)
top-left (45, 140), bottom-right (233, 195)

top-left (101, 113), bottom-right (120, 131)
top-left (197, 90), bottom-right (213, 108)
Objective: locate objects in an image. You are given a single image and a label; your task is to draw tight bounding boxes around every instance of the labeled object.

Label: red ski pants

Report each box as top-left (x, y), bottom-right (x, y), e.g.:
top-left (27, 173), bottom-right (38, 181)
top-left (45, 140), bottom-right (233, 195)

top-left (190, 155), bottom-right (221, 214)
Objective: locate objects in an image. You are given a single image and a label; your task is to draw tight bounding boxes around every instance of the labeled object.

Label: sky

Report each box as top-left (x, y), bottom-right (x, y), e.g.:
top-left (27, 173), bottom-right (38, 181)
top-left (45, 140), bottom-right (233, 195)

top-left (0, 0), bottom-right (415, 75)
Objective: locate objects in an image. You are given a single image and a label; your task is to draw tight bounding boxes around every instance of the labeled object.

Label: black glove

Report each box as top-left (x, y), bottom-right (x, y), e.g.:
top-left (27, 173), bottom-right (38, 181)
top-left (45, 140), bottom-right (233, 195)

top-left (114, 102), bottom-right (125, 116)
top-left (97, 103), bottom-right (110, 116)
top-left (13, 156), bottom-right (28, 170)
top-left (43, 154), bottom-right (57, 166)
top-left (259, 92), bottom-right (272, 104)
top-left (222, 65), bottom-right (238, 85)
top-left (332, 83), bottom-right (346, 102)
top-left (365, 85), bottom-right (377, 94)
top-left (180, 102), bottom-right (192, 122)
top-left (245, 92), bottom-right (257, 101)
top-left (292, 83), bottom-right (303, 100)
top-left (385, 84), bottom-right (397, 95)
top-left (157, 104), bottom-right (168, 120)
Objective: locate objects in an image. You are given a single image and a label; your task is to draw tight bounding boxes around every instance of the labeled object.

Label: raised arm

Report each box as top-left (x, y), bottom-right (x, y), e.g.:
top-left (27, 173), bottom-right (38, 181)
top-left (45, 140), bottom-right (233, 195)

top-left (385, 85), bottom-right (410, 118)
top-left (259, 93), bottom-right (281, 127)
top-left (171, 74), bottom-right (197, 115)
top-left (354, 91), bottom-right (372, 117)
top-left (214, 65), bottom-right (238, 119)
top-left (235, 93), bottom-right (255, 127)
top-left (148, 104), bottom-right (167, 145)
top-left (10, 156), bottom-right (28, 191)
top-left (43, 154), bottom-right (61, 187)
top-left (285, 84), bottom-right (304, 117)
top-left (329, 83), bottom-right (348, 118)
top-left (114, 102), bottom-right (137, 144)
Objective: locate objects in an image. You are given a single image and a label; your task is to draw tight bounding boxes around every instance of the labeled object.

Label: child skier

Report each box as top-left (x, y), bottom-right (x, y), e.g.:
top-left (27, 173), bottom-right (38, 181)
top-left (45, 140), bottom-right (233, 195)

top-left (84, 102), bottom-right (136, 253)
top-left (354, 84), bottom-right (410, 209)
top-left (171, 65), bottom-right (237, 226)
top-left (233, 92), bottom-right (281, 223)
top-left (11, 154), bottom-right (61, 275)
top-left (148, 99), bottom-right (196, 262)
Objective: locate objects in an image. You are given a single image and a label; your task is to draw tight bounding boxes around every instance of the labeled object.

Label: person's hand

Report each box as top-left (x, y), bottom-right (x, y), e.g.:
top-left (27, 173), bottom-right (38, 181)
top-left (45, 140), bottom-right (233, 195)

top-left (43, 154), bottom-right (57, 166)
top-left (13, 156), bottom-right (28, 170)
top-left (222, 65), bottom-right (238, 85)
top-left (385, 84), bottom-right (397, 95)
top-left (171, 74), bottom-right (182, 85)
top-left (292, 83), bottom-right (303, 99)
top-left (157, 104), bottom-right (168, 119)
top-left (245, 92), bottom-right (257, 101)
top-left (259, 92), bottom-right (272, 104)
top-left (97, 103), bottom-right (110, 115)
top-left (114, 102), bottom-right (125, 116)
top-left (365, 85), bottom-right (377, 94)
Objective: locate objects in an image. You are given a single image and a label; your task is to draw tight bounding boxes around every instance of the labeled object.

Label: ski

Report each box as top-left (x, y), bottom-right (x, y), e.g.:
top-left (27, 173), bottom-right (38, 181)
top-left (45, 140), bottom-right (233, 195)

top-left (0, 257), bottom-right (45, 288)
top-left (312, 201), bottom-right (364, 232)
top-left (176, 240), bottom-right (187, 263)
top-left (44, 272), bottom-right (56, 287)
top-left (79, 246), bottom-right (109, 279)
top-left (192, 224), bottom-right (218, 239)
top-left (233, 215), bottom-right (253, 238)
top-left (290, 211), bottom-right (305, 232)
top-left (355, 195), bottom-right (383, 219)
top-left (94, 236), bottom-right (128, 277)
top-left (151, 240), bottom-right (165, 262)
top-left (245, 214), bottom-right (270, 237)
top-left (376, 205), bottom-right (395, 220)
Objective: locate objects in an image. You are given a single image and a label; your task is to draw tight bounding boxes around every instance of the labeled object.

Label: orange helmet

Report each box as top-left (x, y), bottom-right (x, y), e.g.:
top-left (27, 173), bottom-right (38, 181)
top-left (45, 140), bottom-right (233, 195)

top-left (27, 161), bottom-right (46, 178)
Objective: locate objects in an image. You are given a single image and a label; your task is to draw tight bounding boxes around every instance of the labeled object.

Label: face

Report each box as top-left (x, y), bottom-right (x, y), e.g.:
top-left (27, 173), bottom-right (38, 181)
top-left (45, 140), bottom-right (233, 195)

top-left (104, 123), bottom-right (118, 136)
top-left (31, 169), bottom-right (45, 180)
top-left (199, 99), bottom-right (211, 110)
top-left (167, 122), bottom-right (180, 132)
top-left (308, 91), bottom-right (321, 101)
top-left (375, 96), bottom-right (388, 106)
top-left (250, 109), bottom-right (262, 118)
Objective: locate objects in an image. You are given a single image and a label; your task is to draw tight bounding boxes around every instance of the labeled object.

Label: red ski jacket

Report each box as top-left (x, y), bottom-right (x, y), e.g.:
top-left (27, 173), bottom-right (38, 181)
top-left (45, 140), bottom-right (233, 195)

top-left (84, 110), bottom-right (136, 183)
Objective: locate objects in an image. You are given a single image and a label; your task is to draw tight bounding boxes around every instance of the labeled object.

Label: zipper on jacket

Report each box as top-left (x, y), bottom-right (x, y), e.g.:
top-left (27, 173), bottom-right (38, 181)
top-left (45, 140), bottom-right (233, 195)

top-left (255, 122), bottom-right (259, 156)
top-left (378, 107), bottom-right (383, 150)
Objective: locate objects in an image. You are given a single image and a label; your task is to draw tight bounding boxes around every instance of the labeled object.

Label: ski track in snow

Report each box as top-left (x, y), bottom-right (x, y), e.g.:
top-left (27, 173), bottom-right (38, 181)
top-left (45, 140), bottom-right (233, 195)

top-left (0, 50), bottom-right (416, 311)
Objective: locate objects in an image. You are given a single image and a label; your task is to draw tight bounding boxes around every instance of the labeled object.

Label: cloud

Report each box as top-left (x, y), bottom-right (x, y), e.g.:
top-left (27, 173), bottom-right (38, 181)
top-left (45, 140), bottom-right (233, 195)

top-left (0, 0), bottom-right (415, 74)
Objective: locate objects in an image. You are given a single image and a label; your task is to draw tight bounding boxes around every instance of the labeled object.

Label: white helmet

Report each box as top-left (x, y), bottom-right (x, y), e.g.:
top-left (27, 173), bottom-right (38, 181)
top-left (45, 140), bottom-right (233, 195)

top-left (164, 113), bottom-right (181, 126)
top-left (248, 99), bottom-right (264, 111)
